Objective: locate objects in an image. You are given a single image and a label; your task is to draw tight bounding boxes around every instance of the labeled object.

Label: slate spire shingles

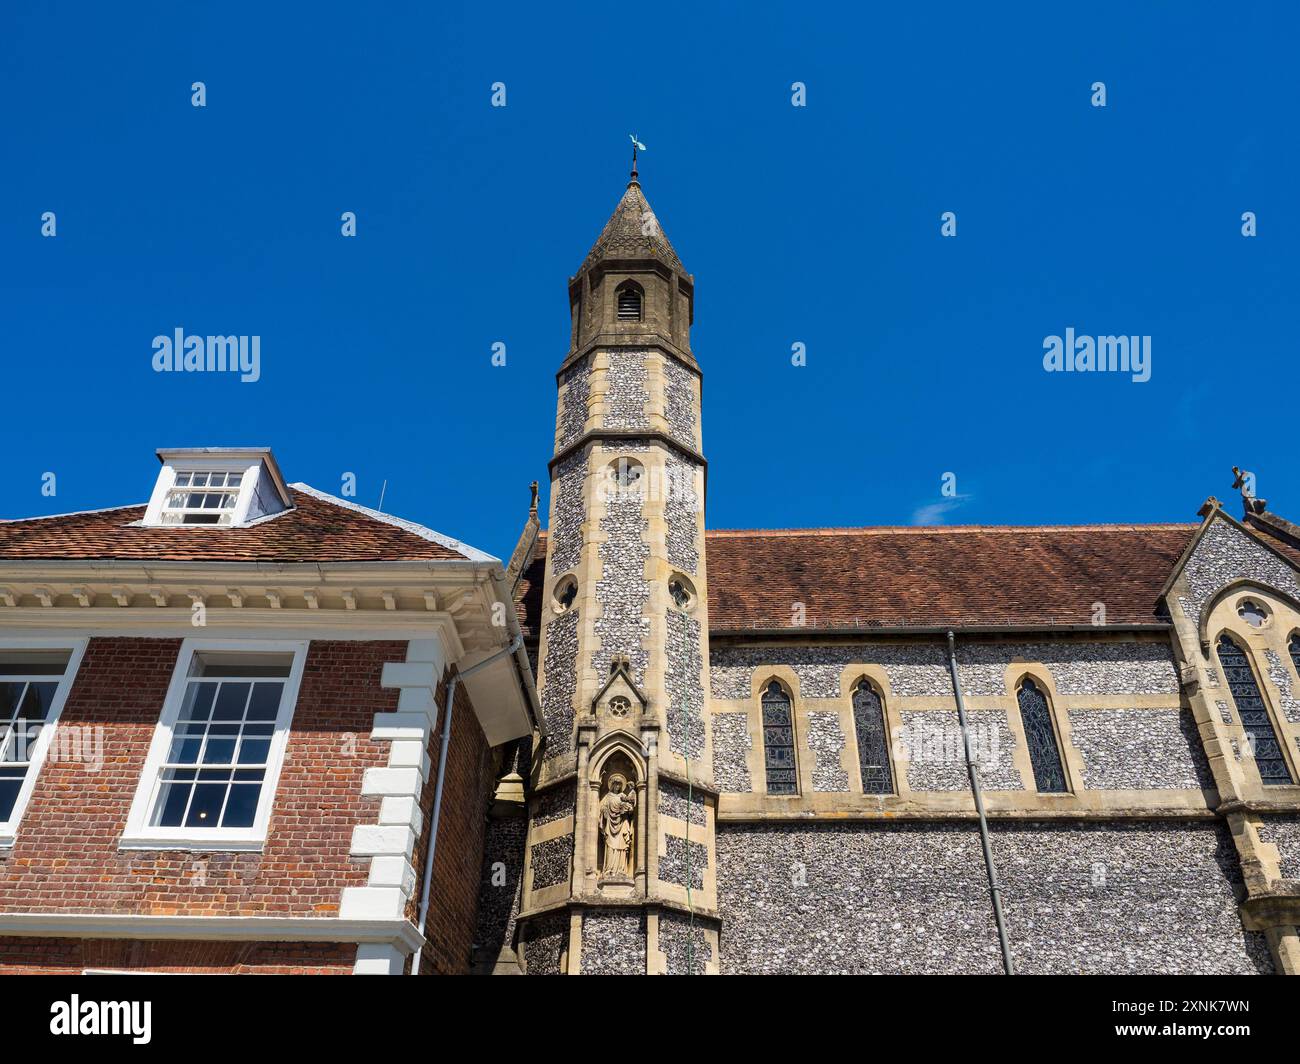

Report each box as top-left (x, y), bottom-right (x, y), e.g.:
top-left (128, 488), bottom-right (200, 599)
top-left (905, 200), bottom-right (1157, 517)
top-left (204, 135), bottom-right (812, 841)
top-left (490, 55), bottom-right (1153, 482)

top-left (578, 176), bottom-right (685, 274)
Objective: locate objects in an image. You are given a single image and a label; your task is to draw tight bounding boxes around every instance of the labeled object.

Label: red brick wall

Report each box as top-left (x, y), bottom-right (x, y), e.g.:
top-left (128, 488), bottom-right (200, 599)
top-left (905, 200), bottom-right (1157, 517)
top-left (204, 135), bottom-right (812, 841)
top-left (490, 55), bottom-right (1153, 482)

top-left (0, 637), bottom-right (402, 917)
top-left (0, 937), bottom-right (355, 974)
top-left (411, 673), bottom-right (494, 975)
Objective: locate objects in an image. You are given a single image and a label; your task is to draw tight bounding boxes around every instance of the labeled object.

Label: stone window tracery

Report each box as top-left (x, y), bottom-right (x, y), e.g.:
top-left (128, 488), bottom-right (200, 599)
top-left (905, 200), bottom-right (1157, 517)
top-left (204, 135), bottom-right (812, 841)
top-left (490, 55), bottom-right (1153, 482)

top-left (1218, 634), bottom-right (1293, 785)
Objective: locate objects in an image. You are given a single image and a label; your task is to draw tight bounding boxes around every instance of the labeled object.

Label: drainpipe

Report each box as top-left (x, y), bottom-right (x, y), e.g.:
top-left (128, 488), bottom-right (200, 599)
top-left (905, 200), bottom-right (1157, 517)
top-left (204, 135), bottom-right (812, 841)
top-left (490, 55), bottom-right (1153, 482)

top-left (409, 632), bottom-right (523, 975)
top-left (946, 630), bottom-right (1014, 975)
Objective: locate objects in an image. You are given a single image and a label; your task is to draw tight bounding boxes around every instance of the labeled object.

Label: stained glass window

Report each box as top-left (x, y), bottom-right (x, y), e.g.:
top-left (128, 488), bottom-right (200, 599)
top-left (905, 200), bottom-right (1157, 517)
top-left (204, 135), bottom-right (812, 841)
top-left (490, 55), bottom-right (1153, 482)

top-left (1017, 678), bottom-right (1067, 793)
top-left (1289, 633), bottom-right (1300, 679)
top-left (852, 681), bottom-right (893, 794)
top-left (760, 680), bottom-right (798, 795)
top-left (1218, 635), bottom-right (1293, 786)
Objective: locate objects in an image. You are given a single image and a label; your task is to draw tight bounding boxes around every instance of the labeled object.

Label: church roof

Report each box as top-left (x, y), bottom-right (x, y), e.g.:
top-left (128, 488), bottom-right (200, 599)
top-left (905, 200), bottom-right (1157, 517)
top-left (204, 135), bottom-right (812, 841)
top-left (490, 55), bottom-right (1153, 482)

top-left (517, 523), bottom-right (1197, 638)
top-left (578, 175), bottom-right (685, 274)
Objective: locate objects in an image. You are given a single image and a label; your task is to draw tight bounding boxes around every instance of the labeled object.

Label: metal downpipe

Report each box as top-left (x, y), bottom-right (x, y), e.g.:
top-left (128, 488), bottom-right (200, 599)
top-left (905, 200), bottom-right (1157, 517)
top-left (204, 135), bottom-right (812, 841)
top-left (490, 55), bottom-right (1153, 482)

top-left (946, 629), bottom-right (1014, 975)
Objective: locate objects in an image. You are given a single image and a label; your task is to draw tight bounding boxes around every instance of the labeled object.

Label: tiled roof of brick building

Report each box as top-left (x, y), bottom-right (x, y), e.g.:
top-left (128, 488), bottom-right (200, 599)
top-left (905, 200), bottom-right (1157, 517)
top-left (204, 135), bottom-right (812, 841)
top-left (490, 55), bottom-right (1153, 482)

top-left (579, 177), bottom-right (685, 274)
top-left (0, 485), bottom-right (486, 564)
top-left (516, 523), bottom-right (1196, 637)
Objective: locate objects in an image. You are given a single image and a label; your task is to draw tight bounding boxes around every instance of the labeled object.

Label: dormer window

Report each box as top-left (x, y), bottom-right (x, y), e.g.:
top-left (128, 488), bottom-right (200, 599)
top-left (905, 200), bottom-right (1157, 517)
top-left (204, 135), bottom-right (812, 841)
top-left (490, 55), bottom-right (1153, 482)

top-left (162, 471), bottom-right (243, 525)
top-left (142, 447), bottom-right (292, 529)
top-left (616, 283), bottom-right (643, 322)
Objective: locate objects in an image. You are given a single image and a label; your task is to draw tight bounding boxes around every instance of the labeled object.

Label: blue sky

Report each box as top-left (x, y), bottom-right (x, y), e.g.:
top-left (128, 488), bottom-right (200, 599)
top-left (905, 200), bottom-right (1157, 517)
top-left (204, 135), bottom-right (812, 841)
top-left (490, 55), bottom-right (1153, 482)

top-left (2, 2), bottom-right (1296, 560)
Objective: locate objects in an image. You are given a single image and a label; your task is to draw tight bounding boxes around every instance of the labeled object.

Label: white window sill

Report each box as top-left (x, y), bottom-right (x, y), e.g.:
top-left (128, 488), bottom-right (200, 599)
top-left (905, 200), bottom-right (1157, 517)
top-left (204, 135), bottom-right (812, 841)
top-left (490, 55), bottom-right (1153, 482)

top-left (118, 833), bottom-right (266, 853)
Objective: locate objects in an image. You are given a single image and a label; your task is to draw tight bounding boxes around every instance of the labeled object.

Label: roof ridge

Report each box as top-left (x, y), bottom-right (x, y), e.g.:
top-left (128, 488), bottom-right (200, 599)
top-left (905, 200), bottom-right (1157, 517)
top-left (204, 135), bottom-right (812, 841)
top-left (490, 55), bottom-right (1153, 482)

top-left (704, 523), bottom-right (1198, 537)
top-left (288, 483), bottom-right (499, 564)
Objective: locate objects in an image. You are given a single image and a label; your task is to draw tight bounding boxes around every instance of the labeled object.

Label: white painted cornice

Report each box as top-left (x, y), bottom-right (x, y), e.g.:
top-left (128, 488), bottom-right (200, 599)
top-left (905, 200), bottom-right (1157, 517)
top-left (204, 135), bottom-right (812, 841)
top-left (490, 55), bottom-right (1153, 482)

top-left (0, 912), bottom-right (423, 951)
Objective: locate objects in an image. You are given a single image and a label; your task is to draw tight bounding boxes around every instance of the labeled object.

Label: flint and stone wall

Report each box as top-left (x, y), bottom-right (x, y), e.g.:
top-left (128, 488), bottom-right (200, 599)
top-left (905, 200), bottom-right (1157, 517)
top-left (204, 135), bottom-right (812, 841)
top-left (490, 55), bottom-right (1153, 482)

top-left (716, 820), bottom-right (1272, 974)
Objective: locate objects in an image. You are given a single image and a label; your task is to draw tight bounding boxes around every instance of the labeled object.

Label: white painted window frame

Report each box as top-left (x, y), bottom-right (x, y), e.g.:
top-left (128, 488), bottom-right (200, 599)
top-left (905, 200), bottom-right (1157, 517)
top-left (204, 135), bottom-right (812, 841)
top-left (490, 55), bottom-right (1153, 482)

top-left (0, 637), bottom-right (88, 848)
top-left (143, 458), bottom-right (265, 528)
top-left (120, 637), bottom-right (308, 851)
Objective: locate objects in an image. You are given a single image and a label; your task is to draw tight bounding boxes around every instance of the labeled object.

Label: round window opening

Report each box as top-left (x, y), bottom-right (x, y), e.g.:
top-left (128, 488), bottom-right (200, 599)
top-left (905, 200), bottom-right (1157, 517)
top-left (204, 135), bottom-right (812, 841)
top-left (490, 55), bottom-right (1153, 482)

top-left (608, 696), bottom-right (632, 717)
top-left (553, 576), bottom-right (578, 613)
top-left (667, 573), bottom-right (696, 611)
top-left (607, 457), bottom-right (644, 496)
top-left (1238, 599), bottom-right (1269, 628)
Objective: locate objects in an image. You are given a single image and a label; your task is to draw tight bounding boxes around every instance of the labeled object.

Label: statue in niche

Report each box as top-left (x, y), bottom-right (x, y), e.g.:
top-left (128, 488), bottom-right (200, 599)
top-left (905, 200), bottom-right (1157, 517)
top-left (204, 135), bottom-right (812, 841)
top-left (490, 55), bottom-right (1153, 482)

top-left (597, 772), bottom-right (637, 878)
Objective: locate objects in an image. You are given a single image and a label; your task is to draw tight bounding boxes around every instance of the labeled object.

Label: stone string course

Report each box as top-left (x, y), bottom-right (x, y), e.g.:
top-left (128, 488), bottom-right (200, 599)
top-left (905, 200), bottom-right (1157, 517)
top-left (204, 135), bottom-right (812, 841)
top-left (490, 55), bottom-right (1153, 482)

top-left (665, 610), bottom-right (707, 760)
top-left (604, 350), bottom-right (649, 429)
top-left (660, 835), bottom-right (708, 890)
top-left (1178, 518), bottom-right (1300, 632)
top-left (580, 909), bottom-right (646, 974)
top-left (557, 356), bottom-right (591, 449)
top-left (1066, 708), bottom-right (1214, 790)
top-left (540, 610), bottom-right (579, 760)
top-left (1264, 649), bottom-right (1300, 723)
top-left (711, 712), bottom-right (753, 793)
top-left (521, 913), bottom-right (568, 975)
top-left (1257, 816), bottom-right (1300, 880)
top-left (593, 489), bottom-right (650, 686)
top-left (658, 779), bottom-right (707, 828)
top-left (659, 911), bottom-right (713, 974)
top-left (806, 712), bottom-right (849, 792)
top-left (663, 359), bottom-right (699, 450)
top-left (710, 640), bottom-right (1179, 701)
top-left (529, 834), bottom-right (572, 891)
top-left (717, 821), bottom-right (1273, 974)
top-left (901, 709), bottom-right (1023, 791)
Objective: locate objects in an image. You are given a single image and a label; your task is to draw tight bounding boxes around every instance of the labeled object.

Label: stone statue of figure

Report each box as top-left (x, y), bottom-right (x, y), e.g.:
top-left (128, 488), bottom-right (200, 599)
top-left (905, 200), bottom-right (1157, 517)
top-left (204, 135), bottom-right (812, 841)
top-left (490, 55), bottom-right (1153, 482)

top-left (598, 772), bottom-right (636, 878)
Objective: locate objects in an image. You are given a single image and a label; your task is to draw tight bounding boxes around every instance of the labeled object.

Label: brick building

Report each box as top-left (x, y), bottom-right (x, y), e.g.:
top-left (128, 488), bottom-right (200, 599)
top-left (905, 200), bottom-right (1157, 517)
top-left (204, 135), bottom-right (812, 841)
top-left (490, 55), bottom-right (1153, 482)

top-left (0, 448), bottom-right (538, 974)
top-left (477, 164), bottom-right (1300, 975)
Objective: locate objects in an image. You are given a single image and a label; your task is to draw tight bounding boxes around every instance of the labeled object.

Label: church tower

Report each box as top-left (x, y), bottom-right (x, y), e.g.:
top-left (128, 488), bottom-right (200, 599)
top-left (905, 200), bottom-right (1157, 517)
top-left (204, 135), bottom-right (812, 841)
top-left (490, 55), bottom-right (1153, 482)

top-left (516, 161), bottom-right (720, 973)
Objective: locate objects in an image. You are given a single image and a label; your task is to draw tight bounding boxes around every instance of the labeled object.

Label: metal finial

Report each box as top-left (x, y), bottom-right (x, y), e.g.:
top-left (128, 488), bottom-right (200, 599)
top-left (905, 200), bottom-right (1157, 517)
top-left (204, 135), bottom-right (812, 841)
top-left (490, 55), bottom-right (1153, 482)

top-left (628, 134), bottom-right (645, 185)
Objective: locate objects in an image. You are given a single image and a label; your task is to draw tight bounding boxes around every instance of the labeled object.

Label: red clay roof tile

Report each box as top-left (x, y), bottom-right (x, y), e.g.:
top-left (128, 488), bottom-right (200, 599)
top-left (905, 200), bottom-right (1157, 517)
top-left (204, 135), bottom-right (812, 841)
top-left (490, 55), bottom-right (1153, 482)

top-left (0, 488), bottom-right (474, 564)
top-left (518, 523), bottom-right (1194, 635)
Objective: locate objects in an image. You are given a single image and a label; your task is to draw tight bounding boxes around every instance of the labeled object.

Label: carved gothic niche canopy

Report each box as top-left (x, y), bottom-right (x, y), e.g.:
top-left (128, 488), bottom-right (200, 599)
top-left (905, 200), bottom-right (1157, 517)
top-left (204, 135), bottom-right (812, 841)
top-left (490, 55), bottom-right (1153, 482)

top-left (596, 752), bottom-right (639, 886)
top-left (590, 653), bottom-right (649, 725)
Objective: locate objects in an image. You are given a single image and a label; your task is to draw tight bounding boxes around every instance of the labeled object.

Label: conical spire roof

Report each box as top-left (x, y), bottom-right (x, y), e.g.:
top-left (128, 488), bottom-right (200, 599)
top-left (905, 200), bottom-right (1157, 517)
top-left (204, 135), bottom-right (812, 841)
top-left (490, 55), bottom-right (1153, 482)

top-left (578, 171), bottom-right (685, 274)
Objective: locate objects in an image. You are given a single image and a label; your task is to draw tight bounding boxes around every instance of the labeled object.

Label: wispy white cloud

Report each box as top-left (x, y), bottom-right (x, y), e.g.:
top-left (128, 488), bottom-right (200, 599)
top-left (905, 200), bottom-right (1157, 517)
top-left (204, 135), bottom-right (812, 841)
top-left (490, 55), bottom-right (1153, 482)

top-left (910, 495), bottom-right (973, 526)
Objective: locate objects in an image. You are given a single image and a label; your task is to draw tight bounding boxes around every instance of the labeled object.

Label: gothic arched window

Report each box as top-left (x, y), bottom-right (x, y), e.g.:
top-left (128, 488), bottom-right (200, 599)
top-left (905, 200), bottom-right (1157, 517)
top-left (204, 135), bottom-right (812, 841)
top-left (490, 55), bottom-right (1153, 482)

top-left (760, 680), bottom-right (798, 795)
top-left (1288, 632), bottom-right (1300, 679)
top-left (1218, 634), bottom-right (1294, 785)
top-left (616, 283), bottom-right (643, 322)
top-left (852, 680), bottom-right (893, 794)
top-left (1017, 677), bottom-right (1068, 793)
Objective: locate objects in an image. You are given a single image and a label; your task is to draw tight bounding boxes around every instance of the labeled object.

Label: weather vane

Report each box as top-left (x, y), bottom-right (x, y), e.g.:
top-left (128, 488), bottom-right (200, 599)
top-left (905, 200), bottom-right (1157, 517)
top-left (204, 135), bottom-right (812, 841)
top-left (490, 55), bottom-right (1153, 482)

top-left (629, 133), bottom-right (646, 175)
